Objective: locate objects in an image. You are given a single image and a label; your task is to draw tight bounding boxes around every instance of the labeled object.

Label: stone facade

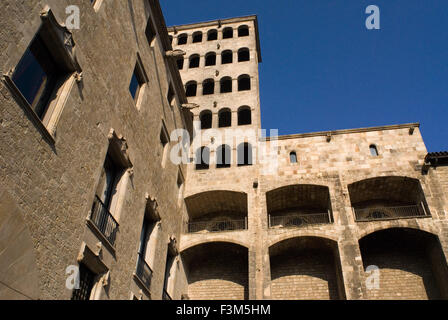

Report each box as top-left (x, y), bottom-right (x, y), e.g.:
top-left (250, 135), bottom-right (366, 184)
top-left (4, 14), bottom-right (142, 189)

top-left (0, 1), bottom-right (447, 301)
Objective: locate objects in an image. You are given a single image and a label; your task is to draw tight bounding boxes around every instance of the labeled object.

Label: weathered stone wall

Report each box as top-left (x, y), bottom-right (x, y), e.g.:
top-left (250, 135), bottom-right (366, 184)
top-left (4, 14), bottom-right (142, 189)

top-left (270, 251), bottom-right (339, 300)
top-left (0, 0), bottom-right (190, 300)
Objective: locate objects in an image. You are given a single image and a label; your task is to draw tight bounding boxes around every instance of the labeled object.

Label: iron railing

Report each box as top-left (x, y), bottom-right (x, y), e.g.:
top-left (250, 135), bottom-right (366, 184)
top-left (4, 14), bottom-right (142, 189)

top-left (186, 218), bottom-right (247, 233)
top-left (353, 204), bottom-right (428, 222)
top-left (135, 253), bottom-right (153, 290)
top-left (269, 212), bottom-right (332, 228)
top-left (90, 195), bottom-right (119, 245)
top-left (162, 289), bottom-right (172, 300)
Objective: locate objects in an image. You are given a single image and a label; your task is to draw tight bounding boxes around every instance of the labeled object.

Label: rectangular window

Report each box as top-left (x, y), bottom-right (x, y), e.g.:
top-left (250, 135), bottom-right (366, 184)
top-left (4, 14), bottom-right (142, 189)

top-left (167, 85), bottom-right (175, 108)
top-left (129, 56), bottom-right (148, 109)
top-left (11, 34), bottom-right (64, 120)
top-left (160, 122), bottom-right (170, 167)
top-left (71, 264), bottom-right (96, 300)
top-left (145, 18), bottom-right (156, 45)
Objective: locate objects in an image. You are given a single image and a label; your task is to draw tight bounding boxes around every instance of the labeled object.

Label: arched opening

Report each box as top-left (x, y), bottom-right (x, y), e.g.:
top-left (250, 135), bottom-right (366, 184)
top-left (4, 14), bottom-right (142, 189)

top-left (199, 110), bottom-right (212, 130)
top-left (359, 228), bottom-right (448, 299)
top-left (189, 55), bottom-right (200, 68)
top-left (216, 144), bottom-right (231, 168)
top-left (237, 106), bottom-right (251, 125)
top-left (238, 48), bottom-right (250, 62)
top-left (195, 146), bottom-right (210, 170)
top-left (221, 50), bottom-right (233, 64)
top-left (238, 75), bottom-right (251, 91)
top-left (202, 79), bottom-right (214, 95)
top-left (218, 108), bottom-right (231, 128)
top-left (185, 81), bottom-right (197, 97)
top-left (290, 151), bottom-right (297, 164)
top-left (369, 144), bottom-right (379, 156)
top-left (269, 237), bottom-right (345, 300)
top-left (238, 25), bottom-right (249, 37)
top-left (177, 33), bottom-right (188, 45)
top-left (220, 77), bottom-right (232, 93)
top-left (176, 57), bottom-right (184, 70)
top-left (266, 184), bottom-right (333, 228)
top-left (181, 242), bottom-right (248, 300)
top-left (348, 176), bottom-right (430, 221)
top-left (185, 191), bottom-right (248, 233)
top-left (237, 143), bottom-right (252, 166)
top-left (192, 31), bottom-right (203, 43)
top-left (207, 29), bottom-right (218, 41)
top-left (205, 52), bottom-right (216, 66)
top-left (222, 27), bottom-right (233, 39)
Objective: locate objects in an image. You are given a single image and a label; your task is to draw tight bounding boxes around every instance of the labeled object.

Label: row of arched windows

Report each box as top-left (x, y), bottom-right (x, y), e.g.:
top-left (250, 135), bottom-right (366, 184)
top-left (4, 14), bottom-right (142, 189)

top-left (185, 75), bottom-right (251, 97)
top-left (173, 25), bottom-right (249, 45)
top-left (287, 144), bottom-right (380, 164)
top-left (199, 107), bottom-right (251, 129)
top-left (196, 143), bottom-right (253, 170)
top-left (177, 48), bottom-right (250, 70)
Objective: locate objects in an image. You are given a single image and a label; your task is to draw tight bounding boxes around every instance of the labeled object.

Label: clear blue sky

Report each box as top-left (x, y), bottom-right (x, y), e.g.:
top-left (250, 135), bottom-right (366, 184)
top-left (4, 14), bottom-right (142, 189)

top-left (161, 0), bottom-right (448, 152)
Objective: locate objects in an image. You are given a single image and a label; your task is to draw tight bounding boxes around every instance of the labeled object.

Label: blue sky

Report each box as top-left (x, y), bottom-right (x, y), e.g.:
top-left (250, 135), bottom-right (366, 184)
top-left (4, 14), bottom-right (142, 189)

top-left (161, 1), bottom-right (448, 152)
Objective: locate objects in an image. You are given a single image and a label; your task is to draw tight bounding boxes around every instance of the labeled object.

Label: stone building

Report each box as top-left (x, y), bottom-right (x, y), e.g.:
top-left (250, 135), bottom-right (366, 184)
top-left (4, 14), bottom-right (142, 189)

top-left (0, 0), bottom-right (447, 300)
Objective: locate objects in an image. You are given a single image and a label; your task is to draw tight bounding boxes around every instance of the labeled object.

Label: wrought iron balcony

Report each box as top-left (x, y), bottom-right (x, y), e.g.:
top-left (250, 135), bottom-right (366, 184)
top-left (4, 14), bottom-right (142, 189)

top-left (353, 204), bottom-right (429, 222)
top-left (162, 289), bottom-right (172, 300)
top-left (90, 195), bottom-right (119, 245)
top-left (135, 253), bottom-right (153, 290)
top-left (269, 212), bottom-right (332, 228)
top-left (186, 218), bottom-right (247, 233)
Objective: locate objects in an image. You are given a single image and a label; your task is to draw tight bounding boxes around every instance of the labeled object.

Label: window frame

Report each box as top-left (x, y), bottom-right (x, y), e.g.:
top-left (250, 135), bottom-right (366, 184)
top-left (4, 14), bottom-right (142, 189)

top-left (2, 8), bottom-right (82, 143)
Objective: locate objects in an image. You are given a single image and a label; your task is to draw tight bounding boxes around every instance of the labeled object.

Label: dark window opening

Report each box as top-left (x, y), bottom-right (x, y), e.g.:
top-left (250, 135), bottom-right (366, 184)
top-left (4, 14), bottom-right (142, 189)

top-left (218, 109), bottom-right (231, 127)
top-left (237, 143), bottom-right (253, 166)
top-left (177, 34), bottom-right (188, 45)
top-left (71, 264), bottom-right (96, 300)
top-left (223, 27), bottom-right (233, 39)
top-left (196, 147), bottom-right (210, 170)
top-left (200, 111), bottom-right (212, 129)
top-left (221, 50), bottom-right (233, 64)
top-left (95, 154), bottom-right (121, 210)
top-left (189, 55), bottom-right (200, 68)
top-left (207, 29), bottom-right (218, 41)
top-left (205, 52), bottom-right (216, 66)
top-left (220, 77), bottom-right (232, 93)
top-left (238, 75), bottom-right (251, 91)
top-left (145, 19), bottom-right (156, 45)
top-left (217, 145), bottom-right (231, 168)
top-left (370, 144), bottom-right (379, 156)
top-left (176, 58), bottom-right (184, 70)
top-left (238, 107), bottom-right (251, 125)
top-left (192, 32), bottom-right (203, 43)
top-left (290, 151), bottom-right (297, 163)
top-left (185, 82), bottom-right (197, 97)
top-left (238, 48), bottom-right (250, 62)
top-left (202, 79), bottom-right (215, 95)
top-left (11, 33), bottom-right (64, 120)
top-left (167, 85), bottom-right (175, 107)
top-left (168, 35), bottom-right (173, 44)
top-left (129, 63), bottom-right (145, 101)
top-left (238, 25), bottom-right (249, 37)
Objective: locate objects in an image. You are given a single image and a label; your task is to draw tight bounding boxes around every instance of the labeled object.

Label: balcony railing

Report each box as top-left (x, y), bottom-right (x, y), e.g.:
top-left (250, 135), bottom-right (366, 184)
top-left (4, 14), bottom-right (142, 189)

top-left (90, 195), bottom-right (119, 245)
top-left (186, 218), bottom-right (247, 233)
top-left (162, 289), bottom-right (172, 300)
top-left (269, 212), bottom-right (332, 228)
top-left (135, 253), bottom-right (153, 290)
top-left (353, 204), bottom-right (429, 222)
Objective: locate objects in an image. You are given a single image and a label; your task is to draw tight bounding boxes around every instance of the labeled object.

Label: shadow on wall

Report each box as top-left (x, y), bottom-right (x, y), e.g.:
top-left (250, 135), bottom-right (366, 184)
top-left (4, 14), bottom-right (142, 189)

top-left (181, 242), bottom-right (248, 300)
top-left (0, 187), bottom-right (40, 300)
top-left (359, 228), bottom-right (448, 300)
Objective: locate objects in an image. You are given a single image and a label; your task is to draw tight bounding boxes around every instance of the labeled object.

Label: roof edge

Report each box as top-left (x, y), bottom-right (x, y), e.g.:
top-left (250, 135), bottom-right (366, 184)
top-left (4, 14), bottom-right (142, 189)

top-left (263, 123), bottom-right (420, 141)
